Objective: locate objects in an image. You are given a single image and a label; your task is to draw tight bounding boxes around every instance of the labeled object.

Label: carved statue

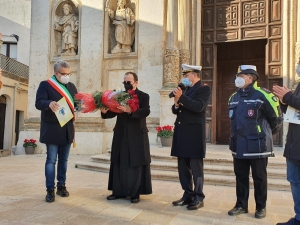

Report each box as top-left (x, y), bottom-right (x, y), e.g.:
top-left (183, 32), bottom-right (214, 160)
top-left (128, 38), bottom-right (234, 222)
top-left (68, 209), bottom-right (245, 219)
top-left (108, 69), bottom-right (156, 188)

top-left (54, 3), bottom-right (79, 56)
top-left (106, 0), bottom-right (135, 53)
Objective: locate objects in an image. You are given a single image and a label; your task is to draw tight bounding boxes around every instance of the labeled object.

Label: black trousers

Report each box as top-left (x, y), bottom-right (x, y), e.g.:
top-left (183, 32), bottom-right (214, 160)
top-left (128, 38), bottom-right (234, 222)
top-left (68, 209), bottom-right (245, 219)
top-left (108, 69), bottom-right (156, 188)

top-left (178, 157), bottom-right (205, 201)
top-left (234, 157), bottom-right (268, 210)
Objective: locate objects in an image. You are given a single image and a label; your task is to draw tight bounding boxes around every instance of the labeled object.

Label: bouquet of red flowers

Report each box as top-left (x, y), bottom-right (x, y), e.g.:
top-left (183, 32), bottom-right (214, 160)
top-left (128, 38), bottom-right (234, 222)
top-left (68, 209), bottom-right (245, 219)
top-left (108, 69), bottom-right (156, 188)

top-left (74, 89), bottom-right (139, 113)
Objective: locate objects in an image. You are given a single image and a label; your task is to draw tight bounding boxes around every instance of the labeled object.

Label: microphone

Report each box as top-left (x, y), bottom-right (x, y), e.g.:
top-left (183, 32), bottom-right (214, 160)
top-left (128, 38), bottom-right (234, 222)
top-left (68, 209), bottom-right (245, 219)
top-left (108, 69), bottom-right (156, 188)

top-left (169, 83), bottom-right (187, 98)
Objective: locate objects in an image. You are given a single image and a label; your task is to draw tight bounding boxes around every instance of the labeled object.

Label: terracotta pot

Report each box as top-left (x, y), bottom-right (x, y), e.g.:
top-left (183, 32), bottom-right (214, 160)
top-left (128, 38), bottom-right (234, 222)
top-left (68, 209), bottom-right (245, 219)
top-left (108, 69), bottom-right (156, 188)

top-left (25, 147), bottom-right (35, 154)
top-left (160, 137), bottom-right (173, 147)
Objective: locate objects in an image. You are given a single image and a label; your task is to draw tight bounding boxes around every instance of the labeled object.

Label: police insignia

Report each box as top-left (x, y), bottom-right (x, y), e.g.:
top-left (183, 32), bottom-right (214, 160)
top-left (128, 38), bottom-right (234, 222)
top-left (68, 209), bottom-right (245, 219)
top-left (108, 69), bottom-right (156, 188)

top-left (248, 109), bottom-right (254, 117)
top-left (260, 87), bottom-right (271, 94)
top-left (272, 96), bottom-right (278, 102)
top-left (229, 110), bottom-right (233, 118)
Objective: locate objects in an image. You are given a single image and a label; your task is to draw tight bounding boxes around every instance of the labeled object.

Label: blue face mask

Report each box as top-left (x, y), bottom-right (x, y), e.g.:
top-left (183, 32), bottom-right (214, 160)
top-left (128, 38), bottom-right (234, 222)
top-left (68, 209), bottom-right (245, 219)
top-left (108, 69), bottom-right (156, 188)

top-left (182, 78), bottom-right (192, 87)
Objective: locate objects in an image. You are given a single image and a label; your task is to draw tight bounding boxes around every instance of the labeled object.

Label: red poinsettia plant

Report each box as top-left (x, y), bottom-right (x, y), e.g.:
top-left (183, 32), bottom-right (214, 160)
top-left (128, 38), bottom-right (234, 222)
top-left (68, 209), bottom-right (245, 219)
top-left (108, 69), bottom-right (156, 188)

top-left (156, 125), bottom-right (174, 138)
top-left (23, 139), bottom-right (37, 148)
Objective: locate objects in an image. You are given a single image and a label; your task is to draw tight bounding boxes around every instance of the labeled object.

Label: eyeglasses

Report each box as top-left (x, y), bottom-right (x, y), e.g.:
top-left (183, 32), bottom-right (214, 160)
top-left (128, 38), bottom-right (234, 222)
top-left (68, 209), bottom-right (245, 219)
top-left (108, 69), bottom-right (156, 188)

top-left (58, 72), bottom-right (72, 77)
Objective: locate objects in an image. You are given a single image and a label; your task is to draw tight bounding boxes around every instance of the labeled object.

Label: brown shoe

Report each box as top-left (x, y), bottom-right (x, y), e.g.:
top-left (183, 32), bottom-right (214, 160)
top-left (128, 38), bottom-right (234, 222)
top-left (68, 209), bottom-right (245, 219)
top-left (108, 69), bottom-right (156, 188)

top-left (56, 185), bottom-right (69, 197)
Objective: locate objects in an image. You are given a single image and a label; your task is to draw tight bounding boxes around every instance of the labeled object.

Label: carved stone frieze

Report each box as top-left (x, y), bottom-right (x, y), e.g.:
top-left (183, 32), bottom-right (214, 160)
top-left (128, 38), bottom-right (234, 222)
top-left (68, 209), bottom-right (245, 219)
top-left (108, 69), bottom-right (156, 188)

top-left (163, 49), bottom-right (180, 88)
top-left (179, 49), bottom-right (190, 83)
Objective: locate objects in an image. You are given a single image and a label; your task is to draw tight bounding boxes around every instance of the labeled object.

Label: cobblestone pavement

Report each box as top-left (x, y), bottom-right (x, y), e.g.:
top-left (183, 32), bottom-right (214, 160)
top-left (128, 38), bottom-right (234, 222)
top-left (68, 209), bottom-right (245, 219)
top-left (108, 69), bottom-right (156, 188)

top-left (0, 154), bottom-right (294, 225)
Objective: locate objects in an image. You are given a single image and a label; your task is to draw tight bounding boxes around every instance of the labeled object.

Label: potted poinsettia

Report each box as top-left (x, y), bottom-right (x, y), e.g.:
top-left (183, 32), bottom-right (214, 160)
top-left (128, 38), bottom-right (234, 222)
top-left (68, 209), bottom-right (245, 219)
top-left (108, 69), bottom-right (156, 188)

top-left (156, 125), bottom-right (174, 147)
top-left (23, 139), bottom-right (37, 154)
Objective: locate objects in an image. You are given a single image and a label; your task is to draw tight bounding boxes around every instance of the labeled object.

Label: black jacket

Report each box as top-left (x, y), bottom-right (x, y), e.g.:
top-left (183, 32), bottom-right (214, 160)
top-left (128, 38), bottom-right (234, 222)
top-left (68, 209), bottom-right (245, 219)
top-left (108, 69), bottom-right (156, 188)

top-left (228, 82), bottom-right (282, 159)
top-left (101, 89), bottom-right (151, 167)
top-left (280, 83), bottom-right (300, 160)
top-left (35, 79), bottom-right (77, 145)
top-left (171, 80), bottom-right (211, 158)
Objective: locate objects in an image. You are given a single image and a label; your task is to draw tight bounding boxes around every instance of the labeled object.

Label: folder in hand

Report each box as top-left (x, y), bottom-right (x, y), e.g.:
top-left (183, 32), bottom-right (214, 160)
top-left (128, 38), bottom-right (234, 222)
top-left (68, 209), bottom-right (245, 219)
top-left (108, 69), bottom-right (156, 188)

top-left (55, 97), bottom-right (74, 127)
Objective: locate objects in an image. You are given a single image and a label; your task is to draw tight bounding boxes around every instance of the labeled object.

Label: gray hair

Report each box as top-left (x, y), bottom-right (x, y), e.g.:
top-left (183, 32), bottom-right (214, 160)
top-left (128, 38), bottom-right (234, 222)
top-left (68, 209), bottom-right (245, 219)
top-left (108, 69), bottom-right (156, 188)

top-left (54, 60), bottom-right (70, 72)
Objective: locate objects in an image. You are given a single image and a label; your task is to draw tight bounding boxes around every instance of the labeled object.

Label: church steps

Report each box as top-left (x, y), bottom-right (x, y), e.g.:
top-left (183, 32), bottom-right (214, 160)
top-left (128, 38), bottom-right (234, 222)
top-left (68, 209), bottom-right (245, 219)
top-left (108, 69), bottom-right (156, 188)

top-left (89, 154), bottom-right (287, 179)
top-left (74, 160), bottom-right (290, 191)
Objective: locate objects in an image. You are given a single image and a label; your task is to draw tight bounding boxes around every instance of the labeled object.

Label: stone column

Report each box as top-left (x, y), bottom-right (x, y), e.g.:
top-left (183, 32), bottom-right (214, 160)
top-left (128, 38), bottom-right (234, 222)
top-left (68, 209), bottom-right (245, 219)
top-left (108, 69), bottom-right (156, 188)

top-left (158, 0), bottom-right (179, 127)
top-left (178, 0), bottom-right (191, 80)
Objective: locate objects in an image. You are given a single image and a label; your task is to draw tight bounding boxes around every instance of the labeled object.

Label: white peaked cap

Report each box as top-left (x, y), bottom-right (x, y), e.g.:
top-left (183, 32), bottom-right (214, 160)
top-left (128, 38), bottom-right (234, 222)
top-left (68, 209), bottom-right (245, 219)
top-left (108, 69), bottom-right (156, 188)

top-left (238, 65), bottom-right (257, 72)
top-left (182, 64), bottom-right (202, 74)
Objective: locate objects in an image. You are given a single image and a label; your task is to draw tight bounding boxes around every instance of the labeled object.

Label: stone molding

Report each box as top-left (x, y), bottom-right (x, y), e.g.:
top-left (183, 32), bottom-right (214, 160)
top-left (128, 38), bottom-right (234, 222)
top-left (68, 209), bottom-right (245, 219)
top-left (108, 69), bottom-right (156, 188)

top-left (163, 48), bottom-right (180, 88)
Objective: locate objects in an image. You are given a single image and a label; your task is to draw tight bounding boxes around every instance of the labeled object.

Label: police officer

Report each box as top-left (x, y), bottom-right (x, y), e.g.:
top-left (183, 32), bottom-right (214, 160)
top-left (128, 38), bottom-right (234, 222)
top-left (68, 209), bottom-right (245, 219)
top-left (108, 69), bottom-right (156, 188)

top-left (228, 65), bottom-right (282, 218)
top-left (171, 64), bottom-right (211, 210)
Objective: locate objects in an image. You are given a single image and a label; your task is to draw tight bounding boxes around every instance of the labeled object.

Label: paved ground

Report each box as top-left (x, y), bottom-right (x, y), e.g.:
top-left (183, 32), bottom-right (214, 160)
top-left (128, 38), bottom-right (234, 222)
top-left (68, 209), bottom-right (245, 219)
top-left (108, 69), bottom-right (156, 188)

top-left (0, 154), bottom-right (295, 225)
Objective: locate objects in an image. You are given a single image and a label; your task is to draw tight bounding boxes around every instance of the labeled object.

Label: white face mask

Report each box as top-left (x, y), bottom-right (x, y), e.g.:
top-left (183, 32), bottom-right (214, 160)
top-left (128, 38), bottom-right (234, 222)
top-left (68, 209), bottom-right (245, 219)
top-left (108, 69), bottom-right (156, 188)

top-left (235, 77), bottom-right (245, 88)
top-left (296, 65), bottom-right (300, 77)
top-left (60, 75), bottom-right (70, 84)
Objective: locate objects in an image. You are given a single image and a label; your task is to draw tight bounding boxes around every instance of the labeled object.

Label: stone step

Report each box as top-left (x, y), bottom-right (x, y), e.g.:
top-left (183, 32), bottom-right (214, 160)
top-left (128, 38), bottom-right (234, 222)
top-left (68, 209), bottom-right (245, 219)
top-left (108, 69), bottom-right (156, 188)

top-left (74, 160), bottom-right (290, 191)
top-left (90, 154), bottom-right (287, 179)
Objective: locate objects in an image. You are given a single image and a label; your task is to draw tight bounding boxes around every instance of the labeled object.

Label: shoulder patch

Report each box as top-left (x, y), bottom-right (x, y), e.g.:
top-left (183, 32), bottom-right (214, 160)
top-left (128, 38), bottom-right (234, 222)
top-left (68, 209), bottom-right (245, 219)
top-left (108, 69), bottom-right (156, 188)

top-left (260, 87), bottom-right (271, 94)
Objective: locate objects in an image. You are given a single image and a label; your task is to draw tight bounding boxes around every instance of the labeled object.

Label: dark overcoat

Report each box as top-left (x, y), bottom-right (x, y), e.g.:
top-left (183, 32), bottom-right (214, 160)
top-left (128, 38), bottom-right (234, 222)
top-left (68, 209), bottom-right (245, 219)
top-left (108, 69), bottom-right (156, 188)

top-left (35, 79), bottom-right (77, 145)
top-left (171, 80), bottom-right (211, 158)
top-left (281, 83), bottom-right (300, 160)
top-left (101, 89), bottom-right (151, 167)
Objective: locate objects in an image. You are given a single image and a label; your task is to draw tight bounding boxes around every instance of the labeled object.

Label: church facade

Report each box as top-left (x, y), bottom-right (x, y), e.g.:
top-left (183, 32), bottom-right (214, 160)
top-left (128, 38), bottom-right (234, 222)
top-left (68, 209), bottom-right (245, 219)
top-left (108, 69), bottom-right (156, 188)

top-left (17, 0), bottom-right (299, 154)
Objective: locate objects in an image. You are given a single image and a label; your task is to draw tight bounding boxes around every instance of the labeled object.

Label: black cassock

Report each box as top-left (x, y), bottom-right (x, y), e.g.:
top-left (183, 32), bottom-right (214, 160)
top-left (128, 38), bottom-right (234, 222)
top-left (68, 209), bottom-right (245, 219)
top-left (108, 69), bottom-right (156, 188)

top-left (102, 89), bottom-right (152, 197)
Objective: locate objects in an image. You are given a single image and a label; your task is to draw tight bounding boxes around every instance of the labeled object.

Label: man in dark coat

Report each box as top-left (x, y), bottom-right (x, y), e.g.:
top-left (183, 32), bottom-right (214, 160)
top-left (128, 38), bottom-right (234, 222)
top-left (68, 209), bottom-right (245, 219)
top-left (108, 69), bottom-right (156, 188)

top-left (171, 64), bottom-right (211, 210)
top-left (228, 65), bottom-right (282, 219)
top-left (101, 72), bottom-right (152, 203)
top-left (35, 60), bottom-right (77, 202)
top-left (273, 61), bottom-right (300, 225)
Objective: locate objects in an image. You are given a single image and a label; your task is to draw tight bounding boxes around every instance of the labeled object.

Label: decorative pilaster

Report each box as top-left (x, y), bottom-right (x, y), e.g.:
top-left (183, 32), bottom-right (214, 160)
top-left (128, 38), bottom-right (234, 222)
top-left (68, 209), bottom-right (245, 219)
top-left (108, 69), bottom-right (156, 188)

top-left (163, 49), bottom-right (180, 87)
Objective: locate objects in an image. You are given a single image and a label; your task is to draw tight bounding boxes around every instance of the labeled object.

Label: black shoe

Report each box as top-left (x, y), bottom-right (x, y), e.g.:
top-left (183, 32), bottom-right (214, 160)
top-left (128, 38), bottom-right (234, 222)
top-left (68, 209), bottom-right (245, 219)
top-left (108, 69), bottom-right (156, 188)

top-left (186, 199), bottom-right (204, 210)
top-left (45, 189), bottom-right (55, 202)
top-left (276, 218), bottom-right (300, 225)
top-left (131, 195), bottom-right (140, 203)
top-left (172, 197), bottom-right (193, 206)
top-left (228, 206), bottom-right (248, 216)
top-left (106, 195), bottom-right (126, 200)
top-left (255, 208), bottom-right (266, 219)
top-left (56, 184), bottom-right (69, 197)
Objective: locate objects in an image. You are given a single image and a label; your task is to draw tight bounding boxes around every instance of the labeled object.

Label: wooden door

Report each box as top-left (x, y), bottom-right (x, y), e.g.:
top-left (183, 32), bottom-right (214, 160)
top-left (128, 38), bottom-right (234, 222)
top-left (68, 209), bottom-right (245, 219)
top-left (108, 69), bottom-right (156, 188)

top-left (201, 0), bottom-right (282, 145)
top-left (216, 40), bottom-right (267, 143)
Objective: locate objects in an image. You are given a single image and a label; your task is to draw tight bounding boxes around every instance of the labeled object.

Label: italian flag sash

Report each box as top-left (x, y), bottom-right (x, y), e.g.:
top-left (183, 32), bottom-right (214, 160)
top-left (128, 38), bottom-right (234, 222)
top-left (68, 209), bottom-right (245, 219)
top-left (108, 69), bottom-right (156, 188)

top-left (47, 75), bottom-right (75, 121)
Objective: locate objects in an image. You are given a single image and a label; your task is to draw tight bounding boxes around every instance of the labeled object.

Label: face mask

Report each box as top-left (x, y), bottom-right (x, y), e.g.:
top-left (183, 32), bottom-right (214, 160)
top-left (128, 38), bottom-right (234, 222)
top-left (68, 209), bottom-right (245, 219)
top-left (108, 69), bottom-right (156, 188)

top-left (235, 77), bottom-right (245, 88)
top-left (60, 75), bottom-right (70, 84)
top-left (296, 65), bottom-right (300, 77)
top-left (123, 82), bottom-right (133, 91)
top-left (182, 78), bottom-right (192, 87)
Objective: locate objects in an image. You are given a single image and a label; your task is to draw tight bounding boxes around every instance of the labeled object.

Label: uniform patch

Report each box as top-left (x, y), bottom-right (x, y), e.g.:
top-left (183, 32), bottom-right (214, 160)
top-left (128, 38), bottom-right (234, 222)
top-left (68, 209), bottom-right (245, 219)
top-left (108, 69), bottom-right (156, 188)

top-left (272, 96), bottom-right (278, 102)
top-left (260, 87), bottom-right (271, 94)
top-left (248, 109), bottom-right (254, 117)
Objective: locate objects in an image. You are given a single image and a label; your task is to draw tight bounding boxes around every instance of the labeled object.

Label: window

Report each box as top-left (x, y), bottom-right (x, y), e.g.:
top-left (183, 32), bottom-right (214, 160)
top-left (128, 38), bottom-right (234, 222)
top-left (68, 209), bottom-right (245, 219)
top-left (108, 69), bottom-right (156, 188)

top-left (1, 42), bottom-right (17, 60)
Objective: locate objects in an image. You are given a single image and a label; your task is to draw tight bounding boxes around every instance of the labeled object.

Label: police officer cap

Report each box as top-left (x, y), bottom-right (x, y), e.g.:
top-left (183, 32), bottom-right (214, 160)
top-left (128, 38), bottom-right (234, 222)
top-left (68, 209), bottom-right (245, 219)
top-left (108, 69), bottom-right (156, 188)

top-left (237, 65), bottom-right (259, 78)
top-left (182, 64), bottom-right (202, 75)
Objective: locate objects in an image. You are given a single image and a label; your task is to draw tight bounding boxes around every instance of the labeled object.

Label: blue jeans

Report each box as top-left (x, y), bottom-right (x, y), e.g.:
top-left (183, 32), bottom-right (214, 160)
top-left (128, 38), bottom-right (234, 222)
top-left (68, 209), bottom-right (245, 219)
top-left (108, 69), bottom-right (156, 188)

top-left (287, 159), bottom-right (300, 221)
top-left (45, 144), bottom-right (71, 190)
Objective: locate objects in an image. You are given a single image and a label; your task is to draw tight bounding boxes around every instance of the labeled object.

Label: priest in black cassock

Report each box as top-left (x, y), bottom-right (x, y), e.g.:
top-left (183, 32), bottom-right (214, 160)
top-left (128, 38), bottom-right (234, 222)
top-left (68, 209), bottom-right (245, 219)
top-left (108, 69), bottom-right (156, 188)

top-left (101, 72), bottom-right (152, 203)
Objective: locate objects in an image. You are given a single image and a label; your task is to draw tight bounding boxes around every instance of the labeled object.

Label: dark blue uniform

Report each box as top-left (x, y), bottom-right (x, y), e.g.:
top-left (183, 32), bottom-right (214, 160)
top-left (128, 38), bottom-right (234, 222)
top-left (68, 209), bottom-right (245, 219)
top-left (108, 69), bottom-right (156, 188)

top-left (228, 81), bottom-right (282, 210)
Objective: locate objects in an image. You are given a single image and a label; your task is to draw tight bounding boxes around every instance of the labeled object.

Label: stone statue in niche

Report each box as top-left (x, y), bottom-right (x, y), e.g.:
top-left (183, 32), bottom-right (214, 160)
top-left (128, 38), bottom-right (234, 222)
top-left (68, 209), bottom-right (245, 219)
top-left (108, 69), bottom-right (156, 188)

top-left (106, 0), bottom-right (135, 53)
top-left (54, 3), bottom-right (79, 56)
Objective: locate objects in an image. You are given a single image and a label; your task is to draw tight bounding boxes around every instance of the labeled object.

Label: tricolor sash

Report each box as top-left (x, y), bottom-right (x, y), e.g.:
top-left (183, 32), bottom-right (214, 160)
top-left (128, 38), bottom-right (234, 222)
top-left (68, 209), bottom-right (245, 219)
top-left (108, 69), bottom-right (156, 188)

top-left (47, 75), bottom-right (75, 121)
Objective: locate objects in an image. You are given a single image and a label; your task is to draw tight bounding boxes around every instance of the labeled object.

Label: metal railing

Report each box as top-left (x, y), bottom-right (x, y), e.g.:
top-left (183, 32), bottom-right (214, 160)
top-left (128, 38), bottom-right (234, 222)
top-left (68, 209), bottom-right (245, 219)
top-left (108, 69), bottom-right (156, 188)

top-left (0, 54), bottom-right (29, 79)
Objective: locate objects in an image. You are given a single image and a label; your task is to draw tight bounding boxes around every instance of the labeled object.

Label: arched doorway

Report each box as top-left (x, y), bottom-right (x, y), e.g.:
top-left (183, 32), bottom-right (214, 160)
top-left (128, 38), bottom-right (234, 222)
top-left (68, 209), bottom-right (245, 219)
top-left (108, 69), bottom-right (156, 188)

top-left (201, 0), bottom-right (283, 145)
top-left (0, 95), bottom-right (7, 149)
